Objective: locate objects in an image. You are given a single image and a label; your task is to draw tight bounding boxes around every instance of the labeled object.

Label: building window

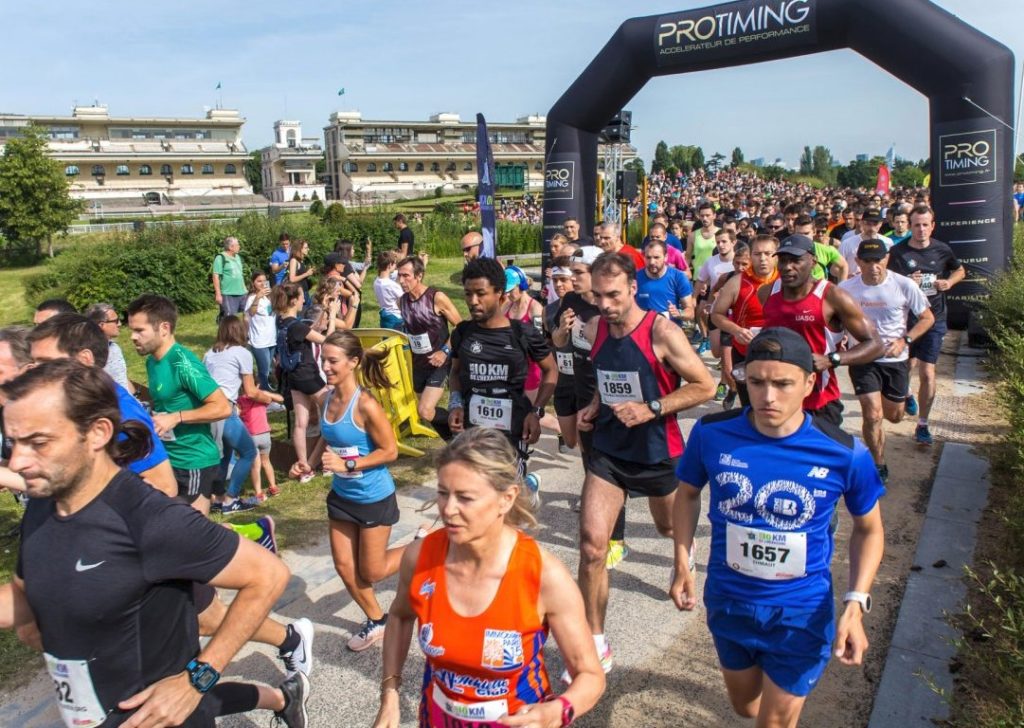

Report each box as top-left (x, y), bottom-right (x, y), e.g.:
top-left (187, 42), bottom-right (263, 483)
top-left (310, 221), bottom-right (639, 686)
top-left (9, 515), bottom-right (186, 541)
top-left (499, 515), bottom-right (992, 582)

top-left (382, 162), bottom-right (394, 172)
top-left (116, 164), bottom-right (130, 176)
top-left (366, 163), bottom-right (377, 172)
top-left (343, 161), bottom-right (358, 173)
top-left (181, 164), bottom-right (194, 175)
top-left (224, 164), bottom-right (237, 174)
top-left (431, 162), bottom-right (440, 172)
top-left (160, 164), bottom-right (173, 176)
top-left (139, 164), bottom-right (152, 176)
top-left (415, 162), bottom-right (424, 172)
top-left (201, 164), bottom-right (214, 175)
top-left (463, 162), bottom-right (473, 171)
top-left (534, 162), bottom-right (543, 170)
top-left (91, 165), bottom-right (106, 177)
top-left (65, 165), bottom-right (79, 176)
top-left (398, 161), bottom-right (409, 172)
top-left (446, 162), bottom-right (456, 172)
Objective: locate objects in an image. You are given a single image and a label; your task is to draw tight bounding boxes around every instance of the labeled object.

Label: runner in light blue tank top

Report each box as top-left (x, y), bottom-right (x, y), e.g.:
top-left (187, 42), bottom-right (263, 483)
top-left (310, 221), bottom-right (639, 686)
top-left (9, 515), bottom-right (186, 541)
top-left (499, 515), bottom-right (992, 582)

top-left (321, 387), bottom-right (396, 503)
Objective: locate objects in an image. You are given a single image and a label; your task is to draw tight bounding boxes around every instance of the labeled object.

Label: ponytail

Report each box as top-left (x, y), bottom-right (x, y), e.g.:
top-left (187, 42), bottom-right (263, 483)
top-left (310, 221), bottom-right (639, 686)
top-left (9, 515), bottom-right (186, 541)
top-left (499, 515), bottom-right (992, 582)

top-left (114, 420), bottom-right (154, 467)
top-left (359, 348), bottom-right (391, 390)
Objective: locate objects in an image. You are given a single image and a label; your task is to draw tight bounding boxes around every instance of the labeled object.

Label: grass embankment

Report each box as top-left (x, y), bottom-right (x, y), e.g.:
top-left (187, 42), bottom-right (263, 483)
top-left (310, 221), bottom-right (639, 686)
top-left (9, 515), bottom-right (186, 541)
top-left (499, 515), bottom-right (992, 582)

top-left (0, 253), bottom-right (479, 687)
top-left (949, 223), bottom-right (1024, 726)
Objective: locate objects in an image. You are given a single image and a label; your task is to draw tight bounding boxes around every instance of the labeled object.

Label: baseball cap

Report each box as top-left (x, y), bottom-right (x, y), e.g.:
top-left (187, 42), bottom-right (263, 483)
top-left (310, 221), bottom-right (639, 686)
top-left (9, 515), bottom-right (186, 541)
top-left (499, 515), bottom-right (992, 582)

top-left (857, 240), bottom-right (888, 261)
top-left (831, 203), bottom-right (845, 212)
top-left (744, 327), bottom-right (814, 373)
top-left (504, 267), bottom-right (527, 292)
top-left (570, 245), bottom-right (602, 267)
top-left (549, 266), bottom-right (572, 278)
top-left (323, 252), bottom-right (344, 268)
top-left (862, 207), bottom-right (882, 222)
top-left (775, 234), bottom-right (815, 257)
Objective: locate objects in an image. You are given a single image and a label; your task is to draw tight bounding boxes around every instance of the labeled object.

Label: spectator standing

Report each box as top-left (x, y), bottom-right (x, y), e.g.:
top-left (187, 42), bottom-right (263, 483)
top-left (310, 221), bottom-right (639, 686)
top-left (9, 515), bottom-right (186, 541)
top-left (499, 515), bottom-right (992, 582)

top-left (373, 251), bottom-right (404, 329)
top-left (269, 233), bottom-right (291, 285)
top-left (84, 302), bottom-right (135, 394)
top-left (213, 236), bottom-right (247, 317)
top-left (288, 239), bottom-right (315, 306)
top-left (244, 271), bottom-right (278, 393)
top-left (394, 213), bottom-right (415, 257)
top-left (33, 298), bottom-right (76, 325)
top-left (239, 392), bottom-right (283, 500)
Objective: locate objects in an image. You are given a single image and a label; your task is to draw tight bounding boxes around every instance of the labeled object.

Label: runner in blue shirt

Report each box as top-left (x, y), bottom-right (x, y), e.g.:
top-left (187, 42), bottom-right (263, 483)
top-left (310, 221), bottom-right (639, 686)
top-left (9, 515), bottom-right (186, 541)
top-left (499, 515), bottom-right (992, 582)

top-left (636, 239), bottom-right (694, 325)
top-left (670, 327), bottom-right (885, 725)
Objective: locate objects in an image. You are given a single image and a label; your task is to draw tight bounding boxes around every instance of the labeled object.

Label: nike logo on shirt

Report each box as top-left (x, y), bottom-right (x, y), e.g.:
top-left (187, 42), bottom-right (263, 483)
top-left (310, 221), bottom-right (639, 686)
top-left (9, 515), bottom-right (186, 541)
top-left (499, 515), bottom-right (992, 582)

top-left (75, 559), bottom-right (106, 572)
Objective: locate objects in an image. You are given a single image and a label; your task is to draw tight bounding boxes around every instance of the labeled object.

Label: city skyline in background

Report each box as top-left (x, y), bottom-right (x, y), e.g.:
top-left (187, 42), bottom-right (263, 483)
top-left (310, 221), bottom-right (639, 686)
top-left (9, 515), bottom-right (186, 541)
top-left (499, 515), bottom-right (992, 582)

top-left (4, 0), bottom-right (1021, 167)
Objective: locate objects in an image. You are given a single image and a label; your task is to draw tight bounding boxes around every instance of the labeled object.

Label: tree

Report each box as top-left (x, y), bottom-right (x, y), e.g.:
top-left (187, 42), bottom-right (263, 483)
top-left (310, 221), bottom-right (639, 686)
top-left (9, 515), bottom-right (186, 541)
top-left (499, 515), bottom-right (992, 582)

top-left (691, 146), bottom-right (705, 171)
top-left (652, 141), bottom-right (671, 173)
top-left (670, 145), bottom-right (693, 175)
top-left (799, 146), bottom-right (814, 175)
top-left (837, 156), bottom-right (886, 189)
top-left (0, 125), bottom-right (83, 261)
top-left (731, 147), bottom-right (744, 167)
top-left (624, 157), bottom-right (646, 182)
top-left (708, 152), bottom-right (726, 172)
top-left (245, 150), bottom-right (263, 193)
top-left (812, 146), bottom-right (836, 185)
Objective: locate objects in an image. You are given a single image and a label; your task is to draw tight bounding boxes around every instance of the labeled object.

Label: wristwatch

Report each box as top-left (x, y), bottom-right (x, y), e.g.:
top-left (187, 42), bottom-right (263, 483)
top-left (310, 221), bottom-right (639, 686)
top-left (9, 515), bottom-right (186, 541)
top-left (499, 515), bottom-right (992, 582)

top-left (345, 459), bottom-right (358, 473)
top-left (534, 406), bottom-right (545, 418)
top-left (828, 352), bottom-right (842, 368)
top-left (843, 591), bottom-right (872, 614)
top-left (903, 335), bottom-right (913, 345)
top-left (647, 399), bottom-right (663, 418)
top-left (544, 695), bottom-right (575, 726)
top-left (186, 658), bottom-right (220, 693)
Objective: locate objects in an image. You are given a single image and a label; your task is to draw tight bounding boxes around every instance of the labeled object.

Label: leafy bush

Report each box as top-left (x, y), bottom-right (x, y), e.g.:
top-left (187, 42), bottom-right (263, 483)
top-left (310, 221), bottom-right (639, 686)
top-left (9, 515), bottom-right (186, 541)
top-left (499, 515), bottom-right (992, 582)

top-left (309, 199), bottom-right (324, 217)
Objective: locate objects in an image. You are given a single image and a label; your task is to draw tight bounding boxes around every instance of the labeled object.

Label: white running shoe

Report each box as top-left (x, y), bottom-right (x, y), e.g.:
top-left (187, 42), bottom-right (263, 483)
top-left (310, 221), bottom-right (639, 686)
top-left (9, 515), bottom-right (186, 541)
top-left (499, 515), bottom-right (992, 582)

top-left (279, 617), bottom-right (314, 678)
top-left (347, 616), bottom-right (387, 652)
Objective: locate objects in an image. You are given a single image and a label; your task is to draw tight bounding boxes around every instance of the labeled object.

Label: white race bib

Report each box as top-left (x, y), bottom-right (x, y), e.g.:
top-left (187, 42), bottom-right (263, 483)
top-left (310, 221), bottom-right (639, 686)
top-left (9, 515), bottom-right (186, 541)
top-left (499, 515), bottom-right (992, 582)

top-left (596, 369), bottom-right (644, 404)
top-left (556, 351), bottom-right (575, 375)
top-left (331, 446), bottom-right (363, 478)
top-left (468, 396), bottom-right (513, 431)
top-left (570, 320), bottom-right (591, 351)
top-left (154, 413), bottom-right (176, 442)
top-left (430, 683), bottom-right (509, 726)
top-left (920, 273), bottom-right (937, 295)
top-left (725, 522), bottom-right (807, 581)
top-left (44, 654), bottom-right (107, 728)
top-left (409, 332), bottom-right (432, 354)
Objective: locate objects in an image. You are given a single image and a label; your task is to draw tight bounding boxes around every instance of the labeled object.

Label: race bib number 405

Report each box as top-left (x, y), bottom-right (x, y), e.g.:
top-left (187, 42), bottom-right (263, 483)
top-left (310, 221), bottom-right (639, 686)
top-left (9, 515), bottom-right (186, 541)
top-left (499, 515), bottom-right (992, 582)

top-left (596, 369), bottom-right (643, 404)
top-left (469, 396), bottom-right (512, 431)
top-left (44, 654), bottom-right (107, 728)
top-left (726, 523), bottom-right (807, 581)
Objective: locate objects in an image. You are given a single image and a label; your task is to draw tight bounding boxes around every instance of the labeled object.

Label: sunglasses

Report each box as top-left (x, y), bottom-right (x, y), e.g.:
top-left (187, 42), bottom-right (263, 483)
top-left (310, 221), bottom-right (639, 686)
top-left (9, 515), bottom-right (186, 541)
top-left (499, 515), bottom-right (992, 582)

top-left (104, 317), bottom-right (121, 325)
top-left (462, 243), bottom-right (481, 252)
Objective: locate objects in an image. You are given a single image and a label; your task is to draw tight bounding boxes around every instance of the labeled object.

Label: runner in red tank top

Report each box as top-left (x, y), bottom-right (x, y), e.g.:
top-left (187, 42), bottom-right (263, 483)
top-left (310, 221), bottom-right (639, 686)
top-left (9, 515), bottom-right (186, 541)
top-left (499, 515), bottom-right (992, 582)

top-left (374, 429), bottom-right (605, 728)
top-left (757, 234), bottom-right (884, 426)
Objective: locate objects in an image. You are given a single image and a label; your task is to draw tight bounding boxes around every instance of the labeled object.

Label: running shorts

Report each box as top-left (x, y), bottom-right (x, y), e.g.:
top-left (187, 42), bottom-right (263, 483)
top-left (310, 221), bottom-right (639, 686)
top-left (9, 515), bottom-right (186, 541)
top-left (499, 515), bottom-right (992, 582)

top-left (588, 449), bottom-right (678, 498)
top-left (850, 360), bottom-right (910, 402)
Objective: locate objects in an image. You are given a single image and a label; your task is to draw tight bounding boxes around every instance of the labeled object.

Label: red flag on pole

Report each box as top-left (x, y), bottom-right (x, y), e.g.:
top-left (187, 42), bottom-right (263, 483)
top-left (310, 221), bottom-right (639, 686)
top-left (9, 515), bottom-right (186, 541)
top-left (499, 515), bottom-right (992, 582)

top-left (875, 164), bottom-right (890, 195)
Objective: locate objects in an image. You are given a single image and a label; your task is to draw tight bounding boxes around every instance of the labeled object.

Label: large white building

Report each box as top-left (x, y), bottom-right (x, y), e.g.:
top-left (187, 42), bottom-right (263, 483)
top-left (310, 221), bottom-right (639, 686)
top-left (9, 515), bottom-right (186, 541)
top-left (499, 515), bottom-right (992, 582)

top-left (0, 105), bottom-right (255, 206)
top-left (259, 120), bottom-right (326, 203)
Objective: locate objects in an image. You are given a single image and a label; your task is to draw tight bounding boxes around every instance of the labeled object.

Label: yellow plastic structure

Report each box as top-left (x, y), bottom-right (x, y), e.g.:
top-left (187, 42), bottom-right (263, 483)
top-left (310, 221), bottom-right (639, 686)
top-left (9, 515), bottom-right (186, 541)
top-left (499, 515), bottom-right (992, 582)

top-left (354, 328), bottom-right (439, 457)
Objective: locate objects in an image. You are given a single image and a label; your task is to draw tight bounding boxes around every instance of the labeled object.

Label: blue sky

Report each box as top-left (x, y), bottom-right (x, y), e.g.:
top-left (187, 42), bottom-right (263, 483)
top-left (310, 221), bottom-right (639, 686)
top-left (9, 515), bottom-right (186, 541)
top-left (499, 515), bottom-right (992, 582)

top-left (4, 1), bottom-right (1021, 165)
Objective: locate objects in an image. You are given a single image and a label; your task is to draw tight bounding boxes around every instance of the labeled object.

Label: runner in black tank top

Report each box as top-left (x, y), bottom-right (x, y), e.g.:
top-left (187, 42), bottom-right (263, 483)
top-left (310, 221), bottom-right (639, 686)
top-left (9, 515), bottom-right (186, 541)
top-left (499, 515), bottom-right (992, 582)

top-left (543, 264), bottom-right (575, 454)
top-left (396, 256), bottom-right (462, 439)
top-left (448, 258), bottom-right (556, 494)
top-left (574, 252), bottom-right (715, 673)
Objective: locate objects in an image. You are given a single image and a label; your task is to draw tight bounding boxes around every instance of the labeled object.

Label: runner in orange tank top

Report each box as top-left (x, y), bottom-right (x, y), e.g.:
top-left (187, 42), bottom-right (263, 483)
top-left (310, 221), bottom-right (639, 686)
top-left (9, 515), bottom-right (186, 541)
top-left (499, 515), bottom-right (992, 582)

top-left (373, 429), bottom-right (605, 728)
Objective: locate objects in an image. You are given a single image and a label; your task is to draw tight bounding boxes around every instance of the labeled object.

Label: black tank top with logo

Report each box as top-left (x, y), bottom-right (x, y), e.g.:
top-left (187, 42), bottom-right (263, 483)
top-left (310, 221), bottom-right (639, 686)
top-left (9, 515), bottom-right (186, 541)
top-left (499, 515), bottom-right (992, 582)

top-left (399, 287), bottom-right (449, 370)
top-left (556, 292), bottom-right (600, 406)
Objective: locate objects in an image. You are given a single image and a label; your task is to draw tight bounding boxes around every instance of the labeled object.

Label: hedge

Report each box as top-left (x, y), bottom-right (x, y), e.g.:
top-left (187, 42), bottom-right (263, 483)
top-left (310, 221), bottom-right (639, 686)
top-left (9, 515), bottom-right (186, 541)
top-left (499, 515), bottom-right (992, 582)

top-left (25, 211), bottom-right (542, 314)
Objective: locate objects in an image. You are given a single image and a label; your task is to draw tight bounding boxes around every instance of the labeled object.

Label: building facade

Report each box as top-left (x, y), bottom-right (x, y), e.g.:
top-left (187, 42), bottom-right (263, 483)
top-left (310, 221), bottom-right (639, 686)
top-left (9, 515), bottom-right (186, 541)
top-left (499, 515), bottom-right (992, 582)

top-left (259, 120), bottom-right (326, 203)
top-left (0, 105), bottom-right (253, 205)
top-left (323, 112), bottom-right (558, 203)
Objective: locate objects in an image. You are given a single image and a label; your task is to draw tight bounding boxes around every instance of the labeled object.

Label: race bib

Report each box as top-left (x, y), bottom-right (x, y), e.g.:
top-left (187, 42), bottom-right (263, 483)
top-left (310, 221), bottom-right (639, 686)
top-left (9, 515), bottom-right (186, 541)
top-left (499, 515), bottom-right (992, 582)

top-left (44, 654), bottom-right (107, 728)
top-left (570, 320), bottom-right (591, 352)
top-left (556, 351), bottom-right (575, 375)
top-left (469, 396), bottom-right (513, 431)
top-left (920, 273), bottom-right (937, 295)
top-left (596, 369), bottom-right (644, 404)
top-left (429, 683), bottom-right (509, 727)
top-left (409, 332), bottom-right (432, 354)
top-left (725, 522), bottom-right (807, 581)
top-left (331, 446), bottom-right (363, 478)
top-left (154, 413), bottom-right (176, 442)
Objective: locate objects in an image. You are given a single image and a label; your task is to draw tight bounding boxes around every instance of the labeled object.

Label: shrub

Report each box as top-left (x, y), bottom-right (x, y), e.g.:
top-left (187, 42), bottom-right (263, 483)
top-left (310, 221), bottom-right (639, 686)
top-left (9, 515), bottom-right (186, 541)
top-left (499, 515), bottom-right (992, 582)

top-left (309, 199), bottom-right (324, 217)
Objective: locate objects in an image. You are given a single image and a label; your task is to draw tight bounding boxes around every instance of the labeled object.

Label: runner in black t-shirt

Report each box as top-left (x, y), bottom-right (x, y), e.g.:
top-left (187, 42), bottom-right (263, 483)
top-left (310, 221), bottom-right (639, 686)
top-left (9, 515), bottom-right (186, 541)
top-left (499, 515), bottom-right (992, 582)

top-left (0, 360), bottom-right (309, 727)
top-left (448, 257), bottom-right (556, 500)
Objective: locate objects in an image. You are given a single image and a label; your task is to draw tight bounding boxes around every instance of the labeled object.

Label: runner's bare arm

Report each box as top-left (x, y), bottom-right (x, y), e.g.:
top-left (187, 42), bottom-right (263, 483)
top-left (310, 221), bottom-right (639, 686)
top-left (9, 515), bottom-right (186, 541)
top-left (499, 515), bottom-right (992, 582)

top-left (151, 389), bottom-right (231, 437)
top-left (323, 395), bottom-right (398, 474)
top-left (0, 465), bottom-right (27, 493)
top-left (652, 316), bottom-right (716, 414)
top-left (831, 254), bottom-right (849, 282)
top-left (434, 291), bottom-right (463, 327)
top-left (373, 542), bottom-right (422, 728)
top-left (676, 294), bottom-right (695, 321)
top-left (575, 318), bottom-right (602, 432)
top-left (669, 482), bottom-right (702, 611)
top-left (934, 263), bottom-right (966, 291)
top-left (140, 461), bottom-right (177, 498)
top-left (551, 306), bottom-right (575, 348)
top-left (448, 355), bottom-right (464, 433)
top-left (825, 286), bottom-right (885, 368)
top-left (709, 275), bottom-right (743, 336)
top-left (835, 502), bottom-right (884, 666)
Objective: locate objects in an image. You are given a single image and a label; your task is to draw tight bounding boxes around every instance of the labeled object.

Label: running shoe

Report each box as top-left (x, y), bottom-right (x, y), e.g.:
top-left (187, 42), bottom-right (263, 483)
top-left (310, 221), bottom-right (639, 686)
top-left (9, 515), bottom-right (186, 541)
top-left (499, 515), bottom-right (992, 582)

top-left (347, 616), bottom-right (387, 652)
top-left (905, 394), bottom-right (919, 417)
top-left (298, 472), bottom-right (316, 484)
top-left (877, 464), bottom-right (889, 484)
top-left (209, 501), bottom-right (223, 514)
top-left (915, 424), bottom-right (934, 446)
top-left (697, 338), bottom-right (710, 355)
top-left (722, 390), bottom-right (737, 410)
top-left (558, 435), bottom-right (570, 454)
top-left (273, 671), bottom-right (309, 728)
top-left (279, 617), bottom-right (314, 678)
top-left (714, 383), bottom-right (727, 401)
top-left (268, 485), bottom-right (282, 497)
top-left (255, 516), bottom-right (278, 554)
top-left (689, 329), bottom-right (703, 346)
top-left (222, 498), bottom-right (257, 515)
top-left (606, 540), bottom-right (629, 570)
top-left (562, 642), bottom-right (613, 685)
top-left (267, 402), bottom-right (286, 414)
top-left (524, 473), bottom-right (541, 509)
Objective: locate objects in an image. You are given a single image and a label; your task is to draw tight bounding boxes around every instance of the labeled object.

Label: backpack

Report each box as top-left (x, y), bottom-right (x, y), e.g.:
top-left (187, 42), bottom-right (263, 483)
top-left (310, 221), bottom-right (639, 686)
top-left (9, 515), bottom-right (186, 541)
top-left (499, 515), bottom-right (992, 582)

top-left (276, 319), bottom-right (304, 373)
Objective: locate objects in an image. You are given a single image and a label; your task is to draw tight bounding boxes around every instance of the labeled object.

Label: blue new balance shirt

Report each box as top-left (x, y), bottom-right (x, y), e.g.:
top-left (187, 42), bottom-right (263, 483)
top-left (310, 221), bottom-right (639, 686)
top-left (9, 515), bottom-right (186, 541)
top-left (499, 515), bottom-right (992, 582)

top-left (114, 383), bottom-right (169, 474)
top-left (636, 267), bottom-right (693, 315)
top-left (676, 408), bottom-right (884, 609)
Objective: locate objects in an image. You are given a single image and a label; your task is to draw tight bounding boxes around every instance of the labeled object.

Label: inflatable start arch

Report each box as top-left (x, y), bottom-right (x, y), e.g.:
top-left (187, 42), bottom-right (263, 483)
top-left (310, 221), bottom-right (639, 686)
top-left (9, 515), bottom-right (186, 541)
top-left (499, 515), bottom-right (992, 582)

top-left (542, 0), bottom-right (1015, 327)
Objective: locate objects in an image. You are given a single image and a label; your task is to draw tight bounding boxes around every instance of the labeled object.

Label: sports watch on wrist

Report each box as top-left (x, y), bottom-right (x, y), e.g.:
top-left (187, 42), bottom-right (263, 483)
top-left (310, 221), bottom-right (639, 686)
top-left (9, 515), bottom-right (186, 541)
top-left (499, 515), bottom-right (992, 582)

top-left (647, 399), bottom-right (663, 417)
top-left (544, 695), bottom-right (575, 726)
top-left (843, 591), bottom-right (872, 614)
top-left (534, 406), bottom-right (545, 418)
top-left (828, 352), bottom-right (842, 368)
top-left (186, 658), bottom-right (220, 693)
top-left (903, 335), bottom-right (913, 345)
top-left (345, 459), bottom-right (358, 473)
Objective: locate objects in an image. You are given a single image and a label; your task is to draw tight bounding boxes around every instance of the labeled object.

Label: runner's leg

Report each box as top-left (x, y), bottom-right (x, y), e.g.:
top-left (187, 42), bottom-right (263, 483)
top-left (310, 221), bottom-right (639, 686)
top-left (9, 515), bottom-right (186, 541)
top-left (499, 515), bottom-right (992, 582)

top-left (720, 665), bottom-right (764, 719)
top-left (357, 524), bottom-right (405, 584)
top-left (858, 392), bottom-right (885, 465)
top-left (578, 472), bottom-right (627, 633)
top-left (918, 361), bottom-right (938, 422)
top-left (755, 672), bottom-right (808, 728)
top-left (418, 384), bottom-right (451, 440)
top-left (291, 390), bottom-right (313, 466)
top-left (329, 518), bottom-right (384, 620)
top-left (646, 490), bottom-right (677, 539)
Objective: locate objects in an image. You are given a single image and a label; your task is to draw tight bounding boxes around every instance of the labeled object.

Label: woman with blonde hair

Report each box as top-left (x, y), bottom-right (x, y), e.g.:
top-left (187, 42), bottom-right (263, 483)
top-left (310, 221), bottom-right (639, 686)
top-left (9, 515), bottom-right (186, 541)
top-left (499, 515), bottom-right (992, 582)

top-left (373, 428), bottom-right (606, 728)
top-left (291, 331), bottom-right (405, 652)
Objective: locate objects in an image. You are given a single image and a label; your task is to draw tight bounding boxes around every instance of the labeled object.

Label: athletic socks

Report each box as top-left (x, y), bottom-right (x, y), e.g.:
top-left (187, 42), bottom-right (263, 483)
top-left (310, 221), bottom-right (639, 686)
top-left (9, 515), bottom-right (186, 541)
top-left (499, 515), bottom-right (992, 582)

top-left (227, 523), bottom-right (262, 541)
top-left (279, 623), bottom-right (302, 653)
top-left (918, 417), bottom-right (928, 426)
top-left (593, 634), bottom-right (608, 654)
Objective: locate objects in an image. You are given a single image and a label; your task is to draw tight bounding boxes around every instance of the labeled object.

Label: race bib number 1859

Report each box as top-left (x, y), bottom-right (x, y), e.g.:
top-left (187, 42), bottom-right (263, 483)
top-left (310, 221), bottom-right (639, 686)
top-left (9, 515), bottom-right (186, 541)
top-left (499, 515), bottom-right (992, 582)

top-left (596, 369), bottom-right (643, 404)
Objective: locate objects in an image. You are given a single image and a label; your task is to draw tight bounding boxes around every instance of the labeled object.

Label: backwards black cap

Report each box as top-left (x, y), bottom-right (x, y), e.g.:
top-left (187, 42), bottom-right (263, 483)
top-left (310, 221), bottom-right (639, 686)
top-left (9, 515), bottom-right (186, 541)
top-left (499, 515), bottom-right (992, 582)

top-left (744, 327), bottom-right (814, 373)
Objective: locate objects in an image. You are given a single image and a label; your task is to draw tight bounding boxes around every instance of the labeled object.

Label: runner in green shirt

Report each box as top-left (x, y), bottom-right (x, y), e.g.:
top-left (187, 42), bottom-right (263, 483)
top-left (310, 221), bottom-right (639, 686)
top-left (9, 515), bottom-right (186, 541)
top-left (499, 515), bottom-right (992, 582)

top-left (794, 215), bottom-right (848, 282)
